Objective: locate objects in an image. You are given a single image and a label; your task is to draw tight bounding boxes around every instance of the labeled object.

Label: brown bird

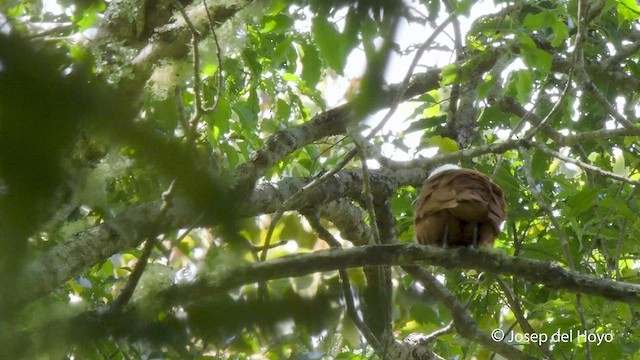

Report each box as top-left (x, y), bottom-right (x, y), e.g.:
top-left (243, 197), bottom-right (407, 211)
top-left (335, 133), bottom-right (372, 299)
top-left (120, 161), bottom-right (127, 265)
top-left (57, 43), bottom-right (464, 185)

top-left (414, 164), bottom-right (506, 248)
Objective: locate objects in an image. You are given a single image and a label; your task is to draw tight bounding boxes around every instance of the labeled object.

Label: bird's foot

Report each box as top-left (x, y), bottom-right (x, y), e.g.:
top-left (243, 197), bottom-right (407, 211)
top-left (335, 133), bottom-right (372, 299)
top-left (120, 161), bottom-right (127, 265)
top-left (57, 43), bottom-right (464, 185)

top-left (471, 223), bottom-right (479, 249)
top-left (442, 224), bottom-right (449, 248)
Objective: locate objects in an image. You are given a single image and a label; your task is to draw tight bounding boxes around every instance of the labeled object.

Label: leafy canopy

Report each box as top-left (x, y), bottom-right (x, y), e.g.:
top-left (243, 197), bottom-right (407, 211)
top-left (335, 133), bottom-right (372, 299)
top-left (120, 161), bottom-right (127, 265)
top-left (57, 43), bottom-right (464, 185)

top-left (1, 0), bottom-right (640, 359)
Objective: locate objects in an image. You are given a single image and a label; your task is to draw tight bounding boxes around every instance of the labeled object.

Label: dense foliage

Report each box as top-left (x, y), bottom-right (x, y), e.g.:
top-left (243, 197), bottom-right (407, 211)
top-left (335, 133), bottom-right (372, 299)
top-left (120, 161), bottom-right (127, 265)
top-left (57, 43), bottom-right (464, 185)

top-left (1, 0), bottom-right (640, 358)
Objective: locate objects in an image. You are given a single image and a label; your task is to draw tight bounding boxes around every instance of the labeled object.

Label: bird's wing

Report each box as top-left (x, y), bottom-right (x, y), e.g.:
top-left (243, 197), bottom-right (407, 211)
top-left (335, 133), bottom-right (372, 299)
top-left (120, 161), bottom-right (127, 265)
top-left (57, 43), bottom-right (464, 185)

top-left (443, 170), bottom-right (491, 220)
top-left (452, 169), bottom-right (506, 229)
top-left (488, 182), bottom-right (507, 227)
top-left (415, 172), bottom-right (459, 218)
top-left (415, 168), bottom-right (506, 218)
top-left (414, 168), bottom-right (507, 246)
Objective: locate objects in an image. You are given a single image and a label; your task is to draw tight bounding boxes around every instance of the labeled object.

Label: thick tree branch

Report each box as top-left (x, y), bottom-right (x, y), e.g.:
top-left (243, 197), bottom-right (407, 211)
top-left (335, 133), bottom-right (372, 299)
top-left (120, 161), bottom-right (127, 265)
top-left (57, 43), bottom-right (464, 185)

top-left (17, 167), bottom-right (404, 306)
top-left (161, 244), bottom-right (640, 306)
top-left (232, 68), bottom-right (443, 191)
top-left (20, 243), bottom-right (640, 359)
top-left (319, 198), bottom-right (374, 246)
top-left (22, 124), bottom-right (640, 308)
top-left (97, 0), bottom-right (246, 109)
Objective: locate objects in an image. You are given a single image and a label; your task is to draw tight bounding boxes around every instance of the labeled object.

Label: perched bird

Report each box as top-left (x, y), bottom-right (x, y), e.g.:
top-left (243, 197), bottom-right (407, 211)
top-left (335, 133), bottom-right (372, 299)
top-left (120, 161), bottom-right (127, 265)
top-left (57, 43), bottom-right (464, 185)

top-left (414, 164), bottom-right (506, 247)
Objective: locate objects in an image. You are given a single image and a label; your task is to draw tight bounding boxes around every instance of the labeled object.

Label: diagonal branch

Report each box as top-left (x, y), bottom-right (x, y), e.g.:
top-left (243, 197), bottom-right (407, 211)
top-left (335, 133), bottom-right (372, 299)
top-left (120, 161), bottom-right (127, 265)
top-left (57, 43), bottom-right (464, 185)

top-left (303, 211), bottom-right (383, 354)
top-left (530, 142), bottom-right (640, 185)
top-left (403, 266), bottom-right (536, 360)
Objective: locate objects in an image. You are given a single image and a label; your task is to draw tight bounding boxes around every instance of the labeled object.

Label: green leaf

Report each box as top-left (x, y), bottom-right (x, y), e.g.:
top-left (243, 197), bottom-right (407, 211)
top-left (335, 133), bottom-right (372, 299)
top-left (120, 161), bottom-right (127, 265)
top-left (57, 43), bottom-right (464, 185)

top-left (233, 102), bottom-right (257, 130)
top-left (312, 17), bottom-right (345, 74)
top-left (273, 39), bottom-right (297, 71)
top-left (410, 303), bottom-right (440, 324)
top-left (515, 70), bottom-right (533, 104)
top-left (526, 47), bottom-right (553, 73)
top-left (208, 96), bottom-right (231, 132)
top-left (531, 150), bottom-right (550, 179)
top-left (261, 13), bottom-right (293, 33)
top-left (523, 12), bottom-right (556, 30)
top-left (68, 44), bottom-right (91, 64)
top-left (342, 8), bottom-right (360, 52)
top-left (467, 35), bottom-right (487, 51)
top-left (423, 135), bottom-right (459, 153)
top-left (417, 93), bottom-right (437, 104)
top-left (7, 4), bottom-right (26, 18)
top-left (225, 143), bottom-right (241, 169)
top-left (405, 115), bottom-right (446, 133)
top-left (301, 43), bottom-right (321, 87)
top-left (550, 20), bottom-right (569, 47)
top-left (477, 74), bottom-right (496, 98)
top-left (276, 98), bottom-right (291, 123)
top-left (242, 48), bottom-right (262, 77)
top-left (477, 106), bottom-right (512, 127)
top-left (617, 0), bottom-right (640, 22)
top-left (282, 72), bottom-right (298, 82)
top-left (440, 64), bottom-right (458, 85)
top-left (565, 189), bottom-right (599, 217)
top-left (598, 196), bottom-right (636, 221)
top-left (265, 0), bottom-right (288, 16)
top-left (456, 0), bottom-right (473, 15)
top-left (613, 150), bottom-right (626, 176)
top-left (518, 34), bottom-right (553, 75)
top-left (148, 97), bottom-right (179, 132)
top-left (522, 10), bottom-right (569, 47)
top-left (336, 352), bottom-right (362, 360)
top-left (426, 0), bottom-right (441, 22)
top-left (75, 2), bottom-right (105, 30)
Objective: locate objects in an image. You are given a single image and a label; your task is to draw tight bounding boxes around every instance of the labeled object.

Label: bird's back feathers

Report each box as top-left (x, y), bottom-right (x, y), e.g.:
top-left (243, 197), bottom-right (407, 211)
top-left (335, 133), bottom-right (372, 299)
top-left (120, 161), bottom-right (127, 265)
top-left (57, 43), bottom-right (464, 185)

top-left (414, 168), bottom-right (506, 247)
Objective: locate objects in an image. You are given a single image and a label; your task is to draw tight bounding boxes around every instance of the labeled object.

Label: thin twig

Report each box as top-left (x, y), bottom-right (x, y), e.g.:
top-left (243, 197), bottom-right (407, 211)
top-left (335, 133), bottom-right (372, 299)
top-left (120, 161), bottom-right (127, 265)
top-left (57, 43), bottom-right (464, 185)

top-left (354, 143), bottom-right (381, 246)
top-left (174, 0), bottom-right (205, 144)
top-left (202, 0), bottom-right (224, 116)
top-left (493, 96), bottom-right (561, 143)
top-left (381, 138), bottom-right (531, 170)
top-left (175, 87), bottom-right (192, 136)
top-left (521, 148), bottom-right (574, 268)
top-left (27, 23), bottom-right (73, 39)
top-left (604, 39), bottom-right (640, 67)
top-left (571, 0), bottom-right (637, 133)
top-left (109, 180), bottom-right (177, 312)
top-left (614, 218), bottom-right (627, 280)
top-left (258, 149), bottom-right (357, 261)
top-left (589, 183), bottom-right (625, 277)
top-left (581, 79), bottom-right (638, 128)
top-left (614, 185), bottom-right (638, 280)
top-left (423, 322), bottom-right (454, 341)
top-left (522, 76), bottom-right (573, 141)
top-left (530, 141), bottom-right (640, 186)
top-left (352, 140), bottom-right (394, 356)
top-left (522, 147), bottom-right (590, 359)
top-left (403, 265), bottom-right (536, 360)
top-left (496, 277), bottom-right (554, 359)
top-left (303, 212), bottom-right (383, 353)
top-left (109, 235), bottom-right (157, 312)
top-left (365, 12), bottom-right (457, 140)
